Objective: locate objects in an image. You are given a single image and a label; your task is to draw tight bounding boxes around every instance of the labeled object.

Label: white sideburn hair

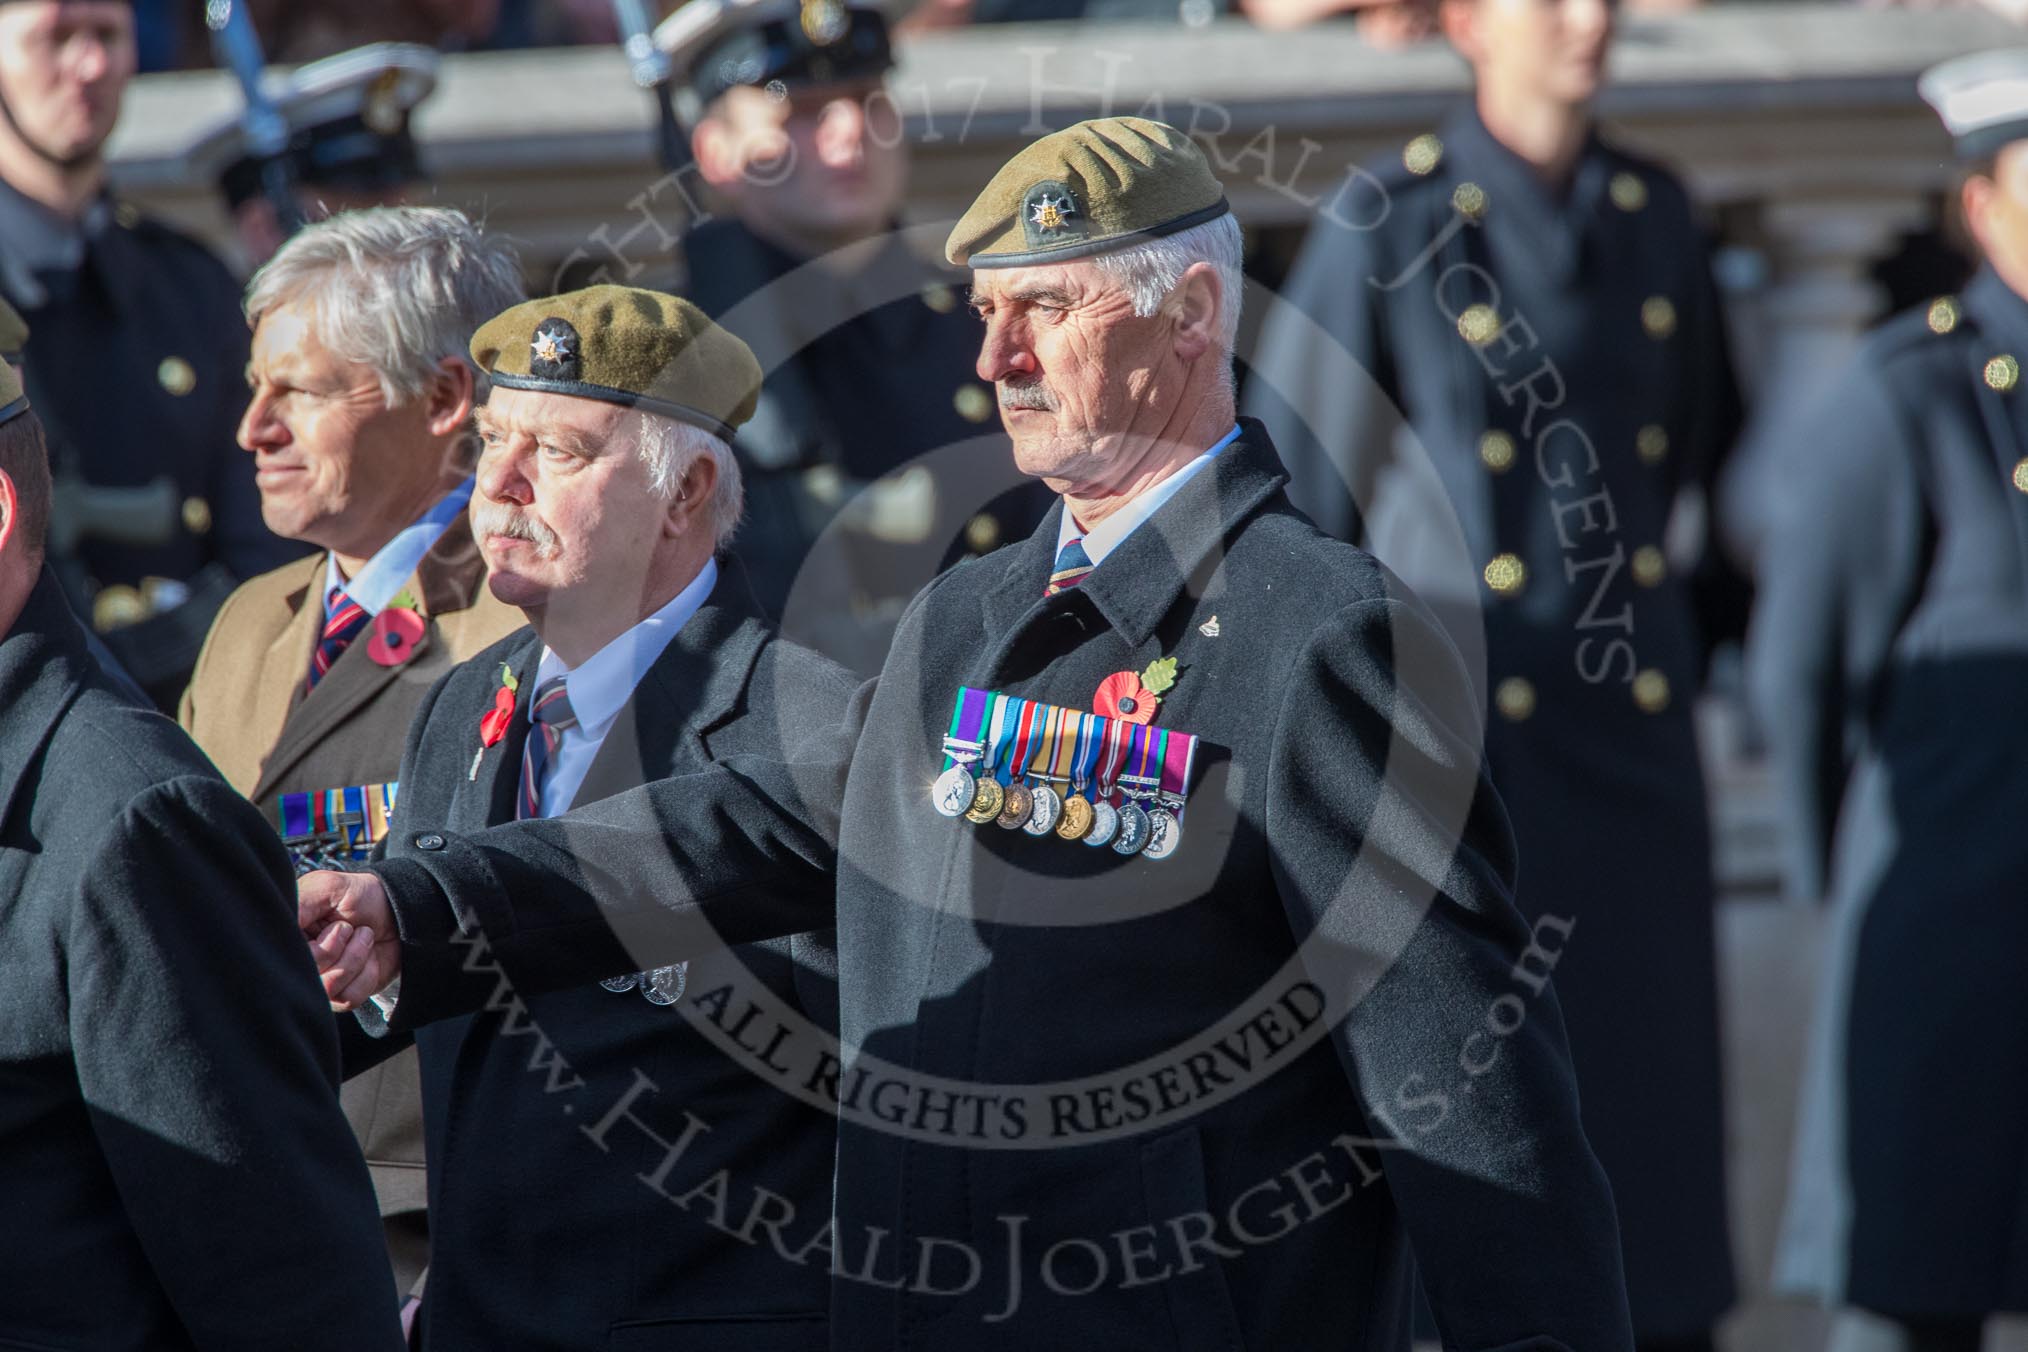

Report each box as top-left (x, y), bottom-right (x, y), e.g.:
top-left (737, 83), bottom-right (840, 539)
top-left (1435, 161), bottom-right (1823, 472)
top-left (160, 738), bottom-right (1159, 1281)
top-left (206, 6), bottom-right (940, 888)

top-left (634, 412), bottom-right (746, 548)
top-left (1089, 213), bottom-right (1245, 354)
top-left (244, 206), bottom-right (526, 407)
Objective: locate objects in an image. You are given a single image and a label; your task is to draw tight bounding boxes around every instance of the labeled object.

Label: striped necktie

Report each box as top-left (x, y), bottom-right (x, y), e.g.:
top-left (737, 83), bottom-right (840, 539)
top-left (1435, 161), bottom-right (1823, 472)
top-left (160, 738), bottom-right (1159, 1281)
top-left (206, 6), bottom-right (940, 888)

top-left (519, 675), bottom-right (579, 820)
top-left (1046, 536), bottom-right (1094, 596)
top-left (308, 588), bottom-right (371, 691)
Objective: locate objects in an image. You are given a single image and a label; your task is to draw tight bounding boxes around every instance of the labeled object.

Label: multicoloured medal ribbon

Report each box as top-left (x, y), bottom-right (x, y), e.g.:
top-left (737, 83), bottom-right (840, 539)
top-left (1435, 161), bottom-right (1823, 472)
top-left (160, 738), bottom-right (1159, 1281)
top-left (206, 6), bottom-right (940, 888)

top-left (1143, 729), bottom-right (1198, 861)
top-left (279, 781), bottom-right (400, 865)
top-left (1022, 703), bottom-right (1068, 836)
top-left (931, 687), bottom-right (996, 818)
top-left (996, 699), bottom-right (1044, 828)
top-left (966, 694), bottom-right (1022, 823)
top-left (1056, 709), bottom-right (1101, 840)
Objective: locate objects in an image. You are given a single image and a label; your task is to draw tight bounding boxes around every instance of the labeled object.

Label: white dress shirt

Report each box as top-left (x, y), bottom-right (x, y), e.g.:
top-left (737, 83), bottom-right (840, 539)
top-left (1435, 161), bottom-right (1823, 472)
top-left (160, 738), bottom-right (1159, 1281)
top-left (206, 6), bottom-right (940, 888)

top-left (322, 478), bottom-right (476, 616)
top-left (521, 557), bottom-right (719, 819)
top-left (1054, 424), bottom-right (1240, 565)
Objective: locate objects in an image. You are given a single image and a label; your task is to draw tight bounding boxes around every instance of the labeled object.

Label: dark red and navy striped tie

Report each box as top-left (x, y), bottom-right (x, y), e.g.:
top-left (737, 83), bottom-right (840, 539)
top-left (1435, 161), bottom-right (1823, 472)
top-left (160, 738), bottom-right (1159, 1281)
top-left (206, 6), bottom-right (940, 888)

top-left (307, 587), bottom-right (370, 691)
top-left (519, 675), bottom-right (578, 820)
top-left (1046, 536), bottom-right (1094, 596)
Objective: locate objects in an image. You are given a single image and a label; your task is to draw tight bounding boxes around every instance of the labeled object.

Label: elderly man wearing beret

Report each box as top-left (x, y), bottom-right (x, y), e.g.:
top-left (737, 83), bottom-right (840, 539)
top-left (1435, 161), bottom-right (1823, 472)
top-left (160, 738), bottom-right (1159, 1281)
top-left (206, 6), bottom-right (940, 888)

top-left (307, 120), bottom-right (1632, 1349)
top-left (328, 285), bottom-right (855, 1350)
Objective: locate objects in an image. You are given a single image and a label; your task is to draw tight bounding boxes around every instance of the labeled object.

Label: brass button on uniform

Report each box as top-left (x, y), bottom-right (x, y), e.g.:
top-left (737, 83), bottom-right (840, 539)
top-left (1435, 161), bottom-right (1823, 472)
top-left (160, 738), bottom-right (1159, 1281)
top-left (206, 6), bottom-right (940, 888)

top-left (1631, 544), bottom-right (1667, 587)
top-left (922, 284), bottom-right (957, 314)
top-left (114, 201), bottom-right (140, 230)
top-left (953, 383), bottom-right (994, 423)
top-left (1457, 304), bottom-right (1501, 347)
top-left (1928, 297), bottom-right (1961, 335)
top-left (92, 584), bottom-right (146, 633)
top-left (1637, 424), bottom-right (1670, 465)
top-left (1632, 668), bottom-right (1671, 714)
top-left (1478, 430), bottom-right (1516, 473)
top-left (1494, 676), bottom-right (1536, 723)
top-left (1403, 133), bottom-right (1443, 176)
top-left (1987, 354), bottom-right (2020, 392)
top-left (1641, 296), bottom-right (1677, 341)
top-left (157, 356), bottom-right (196, 397)
top-left (181, 496), bottom-right (212, 535)
top-left (2013, 459), bottom-right (2028, 495)
top-left (1483, 552), bottom-right (1527, 596)
top-left (1609, 172), bottom-right (1648, 213)
top-left (965, 512), bottom-right (1000, 552)
top-left (1451, 182), bottom-right (1489, 222)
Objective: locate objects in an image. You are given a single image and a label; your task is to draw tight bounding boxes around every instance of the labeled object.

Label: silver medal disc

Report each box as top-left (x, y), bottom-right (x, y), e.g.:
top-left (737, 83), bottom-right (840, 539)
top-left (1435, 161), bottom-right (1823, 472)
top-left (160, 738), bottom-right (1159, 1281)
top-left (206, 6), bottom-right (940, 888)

top-left (1083, 800), bottom-right (1119, 847)
top-left (1111, 802), bottom-right (1151, 855)
top-left (1142, 808), bottom-right (1181, 861)
top-left (931, 765), bottom-right (978, 818)
top-left (1023, 784), bottom-right (1063, 836)
top-left (600, 972), bottom-right (640, 993)
top-left (641, 963), bottom-right (688, 1006)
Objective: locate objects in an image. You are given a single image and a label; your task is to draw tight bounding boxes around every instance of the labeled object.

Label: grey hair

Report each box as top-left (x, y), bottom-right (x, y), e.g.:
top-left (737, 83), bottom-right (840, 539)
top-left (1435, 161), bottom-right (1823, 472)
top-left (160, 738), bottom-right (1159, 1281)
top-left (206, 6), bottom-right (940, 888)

top-left (1090, 213), bottom-right (1245, 354)
top-left (634, 411), bottom-right (745, 547)
top-left (244, 206), bottom-right (526, 407)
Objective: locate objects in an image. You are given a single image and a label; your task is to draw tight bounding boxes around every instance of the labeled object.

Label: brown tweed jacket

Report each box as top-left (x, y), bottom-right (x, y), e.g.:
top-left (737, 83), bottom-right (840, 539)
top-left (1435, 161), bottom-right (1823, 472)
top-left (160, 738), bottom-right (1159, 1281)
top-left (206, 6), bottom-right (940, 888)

top-left (179, 513), bottom-right (520, 1289)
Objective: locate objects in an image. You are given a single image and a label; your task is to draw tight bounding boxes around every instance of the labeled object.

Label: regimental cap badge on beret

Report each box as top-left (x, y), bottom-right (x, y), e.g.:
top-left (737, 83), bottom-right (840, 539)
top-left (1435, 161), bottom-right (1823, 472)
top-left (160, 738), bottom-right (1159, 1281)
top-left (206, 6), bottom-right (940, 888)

top-left (1921, 48), bottom-right (2028, 160)
top-left (471, 285), bottom-right (763, 442)
top-left (947, 117), bottom-right (1230, 269)
top-left (528, 318), bottom-right (581, 381)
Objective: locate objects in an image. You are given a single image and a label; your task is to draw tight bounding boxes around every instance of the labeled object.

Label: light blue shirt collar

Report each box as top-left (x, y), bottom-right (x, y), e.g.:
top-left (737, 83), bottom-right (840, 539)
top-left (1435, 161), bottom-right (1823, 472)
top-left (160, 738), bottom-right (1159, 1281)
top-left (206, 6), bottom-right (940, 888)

top-left (1055, 424), bottom-right (1240, 567)
top-left (323, 478), bottom-right (475, 617)
top-left (531, 556), bottom-right (720, 749)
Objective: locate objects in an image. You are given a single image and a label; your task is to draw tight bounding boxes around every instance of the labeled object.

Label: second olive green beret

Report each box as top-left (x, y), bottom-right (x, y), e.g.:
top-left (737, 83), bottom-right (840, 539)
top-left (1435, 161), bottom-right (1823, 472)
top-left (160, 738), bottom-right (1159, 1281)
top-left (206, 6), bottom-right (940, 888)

top-left (470, 285), bottom-right (762, 441)
top-left (945, 117), bottom-right (1229, 269)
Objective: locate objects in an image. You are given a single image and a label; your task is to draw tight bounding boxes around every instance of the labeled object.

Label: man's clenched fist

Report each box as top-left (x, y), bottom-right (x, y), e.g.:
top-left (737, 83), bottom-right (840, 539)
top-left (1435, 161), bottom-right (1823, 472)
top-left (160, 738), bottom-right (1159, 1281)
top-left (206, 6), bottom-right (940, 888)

top-left (299, 869), bottom-right (402, 1011)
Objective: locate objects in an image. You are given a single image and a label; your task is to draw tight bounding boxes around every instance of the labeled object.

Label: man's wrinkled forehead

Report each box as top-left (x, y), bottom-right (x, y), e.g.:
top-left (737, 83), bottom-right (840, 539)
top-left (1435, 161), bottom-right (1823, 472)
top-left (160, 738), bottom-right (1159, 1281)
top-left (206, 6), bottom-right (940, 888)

top-left (967, 258), bottom-right (1112, 309)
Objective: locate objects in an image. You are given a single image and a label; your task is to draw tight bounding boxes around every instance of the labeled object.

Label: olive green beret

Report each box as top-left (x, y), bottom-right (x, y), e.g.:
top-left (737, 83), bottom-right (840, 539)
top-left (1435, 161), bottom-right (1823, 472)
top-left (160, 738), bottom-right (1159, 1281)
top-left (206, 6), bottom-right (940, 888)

top-left (0, 294), bottom-right (27, 365)
top-left (470, 285), bottom-right (762, 441)
top-left (945, 117), bottom-right (1229, 269)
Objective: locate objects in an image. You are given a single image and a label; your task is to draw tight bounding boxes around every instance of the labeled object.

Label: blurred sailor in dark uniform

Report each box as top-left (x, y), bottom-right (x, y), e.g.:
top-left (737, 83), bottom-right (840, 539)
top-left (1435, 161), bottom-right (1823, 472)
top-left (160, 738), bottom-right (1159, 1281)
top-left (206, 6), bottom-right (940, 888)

top-left (654, 0), bottom-right (1048, 672)
top-left (0, 0), bottom-right (305, 707)
top-left (1751, 49), bottom-right (2028, 1352)
top-left (1245, 0), bottom-right (1747, 1346)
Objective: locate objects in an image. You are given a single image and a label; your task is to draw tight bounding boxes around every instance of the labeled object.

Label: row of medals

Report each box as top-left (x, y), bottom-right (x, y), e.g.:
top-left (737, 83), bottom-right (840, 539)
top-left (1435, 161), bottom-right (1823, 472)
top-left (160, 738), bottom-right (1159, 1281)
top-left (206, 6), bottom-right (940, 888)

top-left (930, 761), bottom-right (1182, 860)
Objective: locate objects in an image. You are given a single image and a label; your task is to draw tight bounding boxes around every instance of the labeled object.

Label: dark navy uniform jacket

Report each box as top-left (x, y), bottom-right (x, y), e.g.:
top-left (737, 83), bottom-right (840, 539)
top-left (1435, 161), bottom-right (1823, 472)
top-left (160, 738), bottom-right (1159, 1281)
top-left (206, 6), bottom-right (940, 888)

top-left (1749, 266), bottom-right (2028, 1316)
top-left (684, 219), bottom-right (1050, 674)
top-left (353, 575), bottom-right (853, 1351)
top-left (1244, 104), bottom-right (1741, 1338)
top-left (369, 424), bottom-right (1635, 1352)
top-left (0, 185), bottom-right (306, 701)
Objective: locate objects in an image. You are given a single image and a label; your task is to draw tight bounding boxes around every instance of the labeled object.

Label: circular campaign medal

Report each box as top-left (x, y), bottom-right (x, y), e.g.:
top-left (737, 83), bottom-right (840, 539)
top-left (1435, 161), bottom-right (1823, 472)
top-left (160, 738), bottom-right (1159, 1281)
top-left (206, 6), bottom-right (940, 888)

top-left (1140, 729), bottom-right (1197, 862)
top-left (1052, 708), bottom-right (1098, 840)
top-left (641, 963), bottom-right (687, 1005)
top-left (933, 689), bottom-right (995, 818)
top-left (965, 693), bottom-right (1019, 824)
top-left (1112, 725), bottom-right (1164, 857)
top-left (1083, 712), bottom-right (1133, 848)
top-left (1023, 704), bottom-right (1069, 837)
top-left (995, 699), bottom-right (1043, 830)
top-left (601, 973), bottom-right (641, 993)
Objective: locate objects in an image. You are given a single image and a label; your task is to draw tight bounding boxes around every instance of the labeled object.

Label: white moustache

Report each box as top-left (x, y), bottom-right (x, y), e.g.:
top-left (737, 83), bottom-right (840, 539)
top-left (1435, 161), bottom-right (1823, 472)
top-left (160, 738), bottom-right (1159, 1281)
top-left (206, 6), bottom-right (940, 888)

top-left (998, 382), bottom-right (1057, 412)
top-left (471, 501), bottom-right (560, 558)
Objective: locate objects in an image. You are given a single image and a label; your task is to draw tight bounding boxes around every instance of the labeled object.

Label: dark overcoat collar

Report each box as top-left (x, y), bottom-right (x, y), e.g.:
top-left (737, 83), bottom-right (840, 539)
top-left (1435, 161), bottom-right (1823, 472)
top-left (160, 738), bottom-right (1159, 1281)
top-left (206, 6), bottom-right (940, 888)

top-left (977, 418), bottom-right (1290, 657)
top-left (0, 568), bottom-right (101, 828)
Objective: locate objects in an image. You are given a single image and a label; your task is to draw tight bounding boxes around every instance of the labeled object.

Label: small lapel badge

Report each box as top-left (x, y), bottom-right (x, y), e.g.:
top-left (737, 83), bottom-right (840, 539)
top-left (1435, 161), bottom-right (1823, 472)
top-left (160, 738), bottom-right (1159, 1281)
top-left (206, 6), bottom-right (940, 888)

top-left (1199, 615), bottom-right (1220, 638)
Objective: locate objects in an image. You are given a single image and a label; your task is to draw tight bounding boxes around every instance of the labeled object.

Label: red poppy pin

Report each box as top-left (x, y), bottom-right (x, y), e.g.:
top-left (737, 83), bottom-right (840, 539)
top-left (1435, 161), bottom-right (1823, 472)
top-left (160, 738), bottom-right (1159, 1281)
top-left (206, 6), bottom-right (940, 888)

top-left (365, 591), bottom-right (426, 667)
top-left (480, 662), bottom-right (520, 748)
top-left (1094, 656), bottom-right (1179, 726)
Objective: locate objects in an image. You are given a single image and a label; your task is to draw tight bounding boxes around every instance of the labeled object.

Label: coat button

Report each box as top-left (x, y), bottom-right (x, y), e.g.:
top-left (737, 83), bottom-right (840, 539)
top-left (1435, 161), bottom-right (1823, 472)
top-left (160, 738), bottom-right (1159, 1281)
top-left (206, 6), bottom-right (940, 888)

top-left (1609, 172), bottom-right (1648, 212)
top-left (1494, 676), bottom-right (1536, 722)
top-left (1457, 304), bottom-right (1502, 347)
top-left (1483, 552), bottom-right (1527, 596)
top-left (182, 496), bottom-right (212, 535)
top-left (1927, 296), bottom-right (1961, 335)
top-left (1478, 430), bottom-right (1516, 473)
top-left (414, 832), bottom-right (447, 851)
top-left (1632, 669), bottom-right (1671, 714)
top-left (158, 356), bottom-right (196, 396)
top-left (954, 383), bottom-right (994, 423)
top-left (1403, 133), bottom-right (1443, 176)
top-left (2012, 458), bottom-right (2028, 494)
top-left (1452, 181), bottom-right (1489, 222)
top-left (1637, 424), bottom-right (1669, 465)
top-left (1986, 354), bottom-right (2020, 392)
top-left (965, 512), bottom-right (1000, 552)
top-left (1631, 544), bottom-right (1667, 587)
top-left (1641, 296), bottom-right (1677, 341)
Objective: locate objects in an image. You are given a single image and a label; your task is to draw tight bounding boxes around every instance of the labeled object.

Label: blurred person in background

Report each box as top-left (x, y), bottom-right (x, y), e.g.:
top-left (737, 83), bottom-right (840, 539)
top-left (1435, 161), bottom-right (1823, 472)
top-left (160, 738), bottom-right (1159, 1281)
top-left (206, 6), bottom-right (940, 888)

top-left (0, 0), bottom-right (305, 707)
top-left (665, 0), bottom-right (1046, 672)
top-left (186, 42), bottom-right (439, 267)
top-left (1245, 0), bottom-right (1746, 1346)
top-left (1750, 49), bottom-right (2028, 1352)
